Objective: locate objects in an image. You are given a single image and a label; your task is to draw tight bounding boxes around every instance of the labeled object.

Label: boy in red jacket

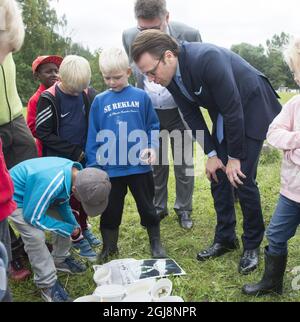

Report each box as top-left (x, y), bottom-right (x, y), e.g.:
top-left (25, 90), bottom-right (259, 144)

top-left (27, 55), bottom-right (63, 157)
top-left (0, 139), bottom-right (17, 301)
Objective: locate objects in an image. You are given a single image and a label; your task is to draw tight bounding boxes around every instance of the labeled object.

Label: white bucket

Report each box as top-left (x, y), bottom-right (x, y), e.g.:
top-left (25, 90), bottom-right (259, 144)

top-left (125, 279), bottom-right (156, 296)
top-left (93, 284), bottom-right (127, 302)
top-left (150, 278), bottom-right (173, 301)
top-left (123, 279), bottom-right (157, 302)
top-left (122, 293), bottom-right (153, 302)
top-left (93, 266), bottom-right (112, 286)
top-left (155, 296), bottom-right (184, 302)
top-left (73, 295), bottom-right (101, 302)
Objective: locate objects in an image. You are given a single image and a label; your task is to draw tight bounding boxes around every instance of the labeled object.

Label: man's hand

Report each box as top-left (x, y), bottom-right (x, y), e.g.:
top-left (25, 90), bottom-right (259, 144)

top-left (140, 148), bottom-right (157, 165)
top-left (226, 159), bottom-right (246, 188)
top-left (206, 156), bottom-right (226, 183)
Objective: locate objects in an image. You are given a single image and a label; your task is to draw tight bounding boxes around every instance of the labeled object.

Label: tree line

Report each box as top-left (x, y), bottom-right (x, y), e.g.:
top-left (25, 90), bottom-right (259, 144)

top-left (231, 32), bottom-right (295, 90)
top-left (14, 0), bottom-right (295, 105)
top-left (15, 0), bottom-right (106, 105)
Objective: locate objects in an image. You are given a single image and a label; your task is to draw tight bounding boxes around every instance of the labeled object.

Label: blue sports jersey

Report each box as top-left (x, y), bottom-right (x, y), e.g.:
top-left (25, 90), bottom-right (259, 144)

top-left (56, 86), bottom-right (87, 149)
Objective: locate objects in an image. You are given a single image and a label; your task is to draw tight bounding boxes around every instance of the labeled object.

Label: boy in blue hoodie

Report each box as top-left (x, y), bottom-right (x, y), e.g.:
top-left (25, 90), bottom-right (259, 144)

top-left (86, 48), bottom-right (167, 262)
top-left (9, 157), bottom-right (111, 301)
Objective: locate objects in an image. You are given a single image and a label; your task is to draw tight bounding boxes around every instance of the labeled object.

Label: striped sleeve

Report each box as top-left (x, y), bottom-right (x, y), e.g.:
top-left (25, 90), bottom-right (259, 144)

top-left (36, 105), bottom-right (53, 129)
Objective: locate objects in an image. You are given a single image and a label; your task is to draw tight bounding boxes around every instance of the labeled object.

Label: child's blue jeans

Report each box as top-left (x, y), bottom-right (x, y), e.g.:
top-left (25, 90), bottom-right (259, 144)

top-left (266, 194), bottom-right (300, 255)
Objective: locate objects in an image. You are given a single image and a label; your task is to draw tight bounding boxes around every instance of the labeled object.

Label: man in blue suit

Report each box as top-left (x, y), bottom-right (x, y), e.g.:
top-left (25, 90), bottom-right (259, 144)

top-left (131, 30), bottom-right (282, 274)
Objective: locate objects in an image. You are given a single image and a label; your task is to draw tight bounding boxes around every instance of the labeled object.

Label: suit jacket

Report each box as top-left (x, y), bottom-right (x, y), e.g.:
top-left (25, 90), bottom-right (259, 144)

top-left (122, 21), bottom-right (202, 88)
top-left (167, 42), bottom-right (282, 159)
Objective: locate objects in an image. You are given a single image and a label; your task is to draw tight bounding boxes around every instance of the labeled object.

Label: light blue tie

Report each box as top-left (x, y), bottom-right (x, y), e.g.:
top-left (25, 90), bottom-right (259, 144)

top-left (216, 114), bottom-right (224, 144)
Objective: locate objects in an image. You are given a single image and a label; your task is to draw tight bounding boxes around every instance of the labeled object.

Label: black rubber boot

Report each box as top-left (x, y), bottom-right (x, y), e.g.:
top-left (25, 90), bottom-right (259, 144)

top-left (97, 228), bottom-right (119, 263)
top-left (242, 247), bottom-right (287, 296)
top-left (146, 225), bottom-right (167, 259)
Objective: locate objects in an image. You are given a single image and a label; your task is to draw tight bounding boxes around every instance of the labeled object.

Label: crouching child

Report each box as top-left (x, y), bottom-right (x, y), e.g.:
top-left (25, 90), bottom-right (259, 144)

top-left (9, 157), bottom-right (111, 301)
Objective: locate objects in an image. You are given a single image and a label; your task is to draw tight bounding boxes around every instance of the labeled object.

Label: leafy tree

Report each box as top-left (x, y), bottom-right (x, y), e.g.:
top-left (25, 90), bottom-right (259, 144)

top-left (231, 32), bottom-right (296, 90)
top-left (265, 32), bottom-right (295, 88)
top-left (14, 0), bottom-right (70, 103)
top-left (14, 0), bottom-right (105, 104)
top-left (231, 43), bottom-right (268, 75)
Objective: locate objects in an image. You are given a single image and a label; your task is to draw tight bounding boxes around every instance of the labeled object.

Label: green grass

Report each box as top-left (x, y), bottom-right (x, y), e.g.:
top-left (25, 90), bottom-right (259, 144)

top-left (12, 93), bottom-right (300, 302)
top-left (277, 92), bottom-right (297, 103)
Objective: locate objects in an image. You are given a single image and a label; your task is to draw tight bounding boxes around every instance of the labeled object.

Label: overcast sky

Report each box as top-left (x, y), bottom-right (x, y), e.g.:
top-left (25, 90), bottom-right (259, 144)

top-left (52, 0), bottom-right (299, 52)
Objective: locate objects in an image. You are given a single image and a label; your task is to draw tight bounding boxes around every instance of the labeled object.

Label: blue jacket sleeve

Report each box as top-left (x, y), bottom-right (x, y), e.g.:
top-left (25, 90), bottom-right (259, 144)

top-left (144, 94), bottom-right (160, 150)
top-left (57, 201), bottom-right (79, 228)
top-left (22, 172), bottom-right (77, 237)
top-left (86, 98), bottom-right (101, 168)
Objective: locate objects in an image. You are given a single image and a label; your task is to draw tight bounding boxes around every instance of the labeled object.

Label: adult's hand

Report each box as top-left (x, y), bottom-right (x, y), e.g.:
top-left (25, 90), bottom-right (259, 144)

top-left (226, 159), bottom-right (246, 188)
top-left (206, 156), bottom-right (226, 183)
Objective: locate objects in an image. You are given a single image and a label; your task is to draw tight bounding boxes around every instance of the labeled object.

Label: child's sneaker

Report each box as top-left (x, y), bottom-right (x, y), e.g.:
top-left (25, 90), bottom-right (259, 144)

top-left (83, 229), bottom-right (102, 247)
top-left (41, 280), bottom-right (72, 302)
top-left (72, 239), bottom-right (97, 262)
top-left (55, 256), bottom-right (87, 274)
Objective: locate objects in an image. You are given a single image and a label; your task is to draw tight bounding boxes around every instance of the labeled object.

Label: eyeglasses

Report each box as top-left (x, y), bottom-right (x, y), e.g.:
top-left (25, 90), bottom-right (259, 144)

top-left (137, 22), bottom-right (163, 32)
top-left (143, 54), bottom-right (164, 77)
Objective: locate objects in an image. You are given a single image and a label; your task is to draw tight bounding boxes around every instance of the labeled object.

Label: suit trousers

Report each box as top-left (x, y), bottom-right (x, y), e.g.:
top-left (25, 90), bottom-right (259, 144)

top-left (153, 108), bottom-right (194, 216)
top-left (211, 136), bottom-right (265, 250)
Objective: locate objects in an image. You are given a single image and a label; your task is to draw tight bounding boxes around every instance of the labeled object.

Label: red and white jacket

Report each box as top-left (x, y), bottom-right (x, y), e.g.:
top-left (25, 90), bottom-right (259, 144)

top-left (27, 83), bottom-right (47, 157)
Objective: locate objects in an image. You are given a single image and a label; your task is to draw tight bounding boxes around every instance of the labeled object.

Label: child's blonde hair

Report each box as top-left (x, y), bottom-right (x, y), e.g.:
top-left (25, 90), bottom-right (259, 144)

top-left (99, 48), bottom-right (129, 74)
top-left (284, 37), bottom-right (300, 71)
top-left (59, 55), bottom-right (91, 93)
top-left (0, 0), bottom-right (25, 52)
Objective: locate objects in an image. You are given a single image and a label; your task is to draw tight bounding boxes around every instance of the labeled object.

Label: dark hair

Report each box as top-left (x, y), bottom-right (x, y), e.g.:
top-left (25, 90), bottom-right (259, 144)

top-left (134, 0), bottom-right (168, 20)
top-left (132, 29), bottom-right (179, 63)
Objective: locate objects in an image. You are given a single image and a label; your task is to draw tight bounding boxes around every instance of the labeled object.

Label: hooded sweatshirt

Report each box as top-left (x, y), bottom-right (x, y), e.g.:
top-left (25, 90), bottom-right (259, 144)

top-left (267, 95), bottom-right (300, 203)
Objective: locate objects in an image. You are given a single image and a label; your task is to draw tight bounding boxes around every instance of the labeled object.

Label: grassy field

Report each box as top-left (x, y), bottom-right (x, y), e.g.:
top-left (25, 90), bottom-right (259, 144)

top-left (12, 93), bottom-right (300, 302)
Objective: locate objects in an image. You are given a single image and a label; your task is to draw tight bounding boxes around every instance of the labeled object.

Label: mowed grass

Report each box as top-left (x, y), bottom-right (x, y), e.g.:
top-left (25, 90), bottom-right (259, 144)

top-left (12, 93), bottom-right (300, 302)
